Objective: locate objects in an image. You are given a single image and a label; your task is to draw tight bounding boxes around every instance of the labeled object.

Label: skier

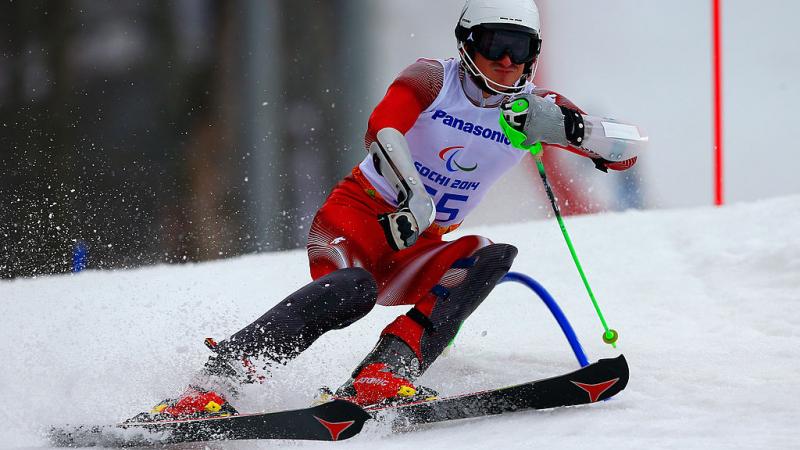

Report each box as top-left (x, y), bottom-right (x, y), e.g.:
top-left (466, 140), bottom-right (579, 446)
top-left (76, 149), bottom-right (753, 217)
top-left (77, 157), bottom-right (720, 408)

top-left (137, 0), bottom-right (640, 420)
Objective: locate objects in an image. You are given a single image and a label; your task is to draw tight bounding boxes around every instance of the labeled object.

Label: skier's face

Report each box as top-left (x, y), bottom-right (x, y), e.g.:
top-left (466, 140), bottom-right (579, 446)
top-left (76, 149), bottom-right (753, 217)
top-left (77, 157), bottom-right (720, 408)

top-left (473, 51), bottom-right (526, 92)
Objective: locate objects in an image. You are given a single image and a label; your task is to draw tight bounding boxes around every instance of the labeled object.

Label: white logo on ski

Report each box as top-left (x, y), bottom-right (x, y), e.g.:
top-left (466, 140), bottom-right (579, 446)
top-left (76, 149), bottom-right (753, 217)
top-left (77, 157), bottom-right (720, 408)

top-left (355, 377), bottom-right (389, 387)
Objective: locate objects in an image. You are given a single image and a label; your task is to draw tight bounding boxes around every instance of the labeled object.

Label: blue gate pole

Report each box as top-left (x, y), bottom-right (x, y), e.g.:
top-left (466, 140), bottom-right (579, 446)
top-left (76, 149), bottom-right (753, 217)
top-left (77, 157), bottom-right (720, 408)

top-left (499, 272), bottom-right (589, 367)
top-left (72, 240), bottom-right (88, 273)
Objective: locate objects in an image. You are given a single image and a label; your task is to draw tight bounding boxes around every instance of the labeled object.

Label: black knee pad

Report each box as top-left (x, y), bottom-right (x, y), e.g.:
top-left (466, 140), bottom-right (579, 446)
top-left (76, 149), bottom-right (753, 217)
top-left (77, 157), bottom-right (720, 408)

top-left (419, 243), bottom-right (517, 371)
top-left (220, 268), bottom-right (377, 361)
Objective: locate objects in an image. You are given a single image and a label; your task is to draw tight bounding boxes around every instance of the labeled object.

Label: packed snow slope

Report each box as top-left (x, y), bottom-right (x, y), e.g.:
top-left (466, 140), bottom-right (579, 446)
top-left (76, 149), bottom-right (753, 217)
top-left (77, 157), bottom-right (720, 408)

top-left (2, 196), bottom-right (799, 449)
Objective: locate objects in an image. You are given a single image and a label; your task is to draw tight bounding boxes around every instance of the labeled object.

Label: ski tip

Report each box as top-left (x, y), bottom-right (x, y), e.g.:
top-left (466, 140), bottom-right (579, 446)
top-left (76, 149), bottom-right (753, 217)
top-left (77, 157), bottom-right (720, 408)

top-left (616, 353), bottom-right (629, 389)
top-left (598, 353), bottom-right (628, 371)
top-left (317, 399), bottom-right (371, 420)
top-left (598, 353), bottom-right (630, 398)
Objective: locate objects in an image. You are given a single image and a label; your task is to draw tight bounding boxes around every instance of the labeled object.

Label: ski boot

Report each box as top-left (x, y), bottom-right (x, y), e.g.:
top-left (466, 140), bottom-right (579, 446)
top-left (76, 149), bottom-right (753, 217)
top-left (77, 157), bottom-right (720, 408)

top-left (129, 385), bottom-right (239, 422)
top-left (329, 335), bottom-right (437, 407)
top-left (127, 338), bottom-right (266, 422)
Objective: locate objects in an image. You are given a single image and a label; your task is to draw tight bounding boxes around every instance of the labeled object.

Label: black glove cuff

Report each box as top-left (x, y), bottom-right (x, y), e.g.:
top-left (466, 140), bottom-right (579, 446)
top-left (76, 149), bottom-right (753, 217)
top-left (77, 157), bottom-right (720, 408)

top-left (560, 106), bottom-right (585, 147)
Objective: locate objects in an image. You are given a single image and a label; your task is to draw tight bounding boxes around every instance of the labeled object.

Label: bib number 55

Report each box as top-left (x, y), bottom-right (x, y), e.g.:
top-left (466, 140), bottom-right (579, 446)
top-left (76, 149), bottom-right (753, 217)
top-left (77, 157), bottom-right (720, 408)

top-left (425, 184), bottom-right (469, 222)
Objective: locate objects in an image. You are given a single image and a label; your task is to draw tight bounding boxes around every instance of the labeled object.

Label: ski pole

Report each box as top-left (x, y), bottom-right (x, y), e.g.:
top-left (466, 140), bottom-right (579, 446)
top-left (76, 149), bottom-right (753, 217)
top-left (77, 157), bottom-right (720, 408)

top-left (499, 100), bottom-right (619, 347)
top-left (529, 142), bottom-right (618, 347)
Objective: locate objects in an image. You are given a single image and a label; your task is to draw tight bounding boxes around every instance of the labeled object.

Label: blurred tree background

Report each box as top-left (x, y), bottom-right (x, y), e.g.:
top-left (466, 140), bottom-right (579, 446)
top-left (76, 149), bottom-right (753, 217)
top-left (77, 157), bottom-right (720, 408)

top-left (0, 0), bottom-right (372, 278)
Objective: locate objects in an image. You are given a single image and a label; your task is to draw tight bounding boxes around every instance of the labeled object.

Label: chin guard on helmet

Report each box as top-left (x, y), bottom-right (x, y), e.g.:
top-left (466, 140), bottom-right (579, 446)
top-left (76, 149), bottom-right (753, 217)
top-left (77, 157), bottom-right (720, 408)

top-left (454, 0), bottom-right (542, 95)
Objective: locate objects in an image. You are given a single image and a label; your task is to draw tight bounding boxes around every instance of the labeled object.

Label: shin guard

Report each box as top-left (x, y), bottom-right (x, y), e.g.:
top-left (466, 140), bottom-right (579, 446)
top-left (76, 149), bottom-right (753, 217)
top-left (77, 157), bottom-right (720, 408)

top-left (358, 243), bottom-right (518, 379)
top-left (419, 244), bottom-right (517, 371)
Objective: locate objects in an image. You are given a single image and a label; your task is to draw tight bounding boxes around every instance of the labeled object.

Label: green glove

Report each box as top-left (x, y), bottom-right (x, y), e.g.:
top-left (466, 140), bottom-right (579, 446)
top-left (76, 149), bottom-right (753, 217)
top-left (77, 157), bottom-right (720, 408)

top-left (499, 98), bottom-right (543, 156)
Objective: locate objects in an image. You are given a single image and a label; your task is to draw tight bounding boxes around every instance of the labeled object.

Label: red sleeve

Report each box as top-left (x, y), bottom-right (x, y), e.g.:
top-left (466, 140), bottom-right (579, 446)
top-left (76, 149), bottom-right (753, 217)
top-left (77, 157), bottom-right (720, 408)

top-left (365, 83), bottom-right (425, 147)
top-left (532, 88), bottom-right (587, 114)
top-left (365, 59), bottom-right (444, 149)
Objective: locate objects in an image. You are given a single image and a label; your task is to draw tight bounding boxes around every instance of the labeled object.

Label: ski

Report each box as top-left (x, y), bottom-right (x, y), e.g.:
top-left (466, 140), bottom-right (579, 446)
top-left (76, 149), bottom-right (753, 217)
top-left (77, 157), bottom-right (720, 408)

top-left (47, 399), bottom-right (371, 446)
top-left (48, 355), bottom-right (627, 446)
top-left (367, 354), bottom-right (629, 428)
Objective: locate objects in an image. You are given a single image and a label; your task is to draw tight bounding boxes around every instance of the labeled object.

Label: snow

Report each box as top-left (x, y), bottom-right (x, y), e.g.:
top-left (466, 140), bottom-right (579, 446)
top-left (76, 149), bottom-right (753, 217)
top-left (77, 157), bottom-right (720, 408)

top-left (2, 196), bottom-right (799, 449)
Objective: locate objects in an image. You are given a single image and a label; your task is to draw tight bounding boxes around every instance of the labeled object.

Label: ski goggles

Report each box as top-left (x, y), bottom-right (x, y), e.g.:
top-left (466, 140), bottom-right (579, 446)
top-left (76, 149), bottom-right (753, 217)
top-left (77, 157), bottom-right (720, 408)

top-left (469, 26), bottom-right (541, 65)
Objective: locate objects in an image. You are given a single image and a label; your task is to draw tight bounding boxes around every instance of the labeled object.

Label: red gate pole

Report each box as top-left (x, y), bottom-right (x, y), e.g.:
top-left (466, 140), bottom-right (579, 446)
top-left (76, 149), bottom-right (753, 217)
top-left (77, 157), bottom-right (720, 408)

top-left (713, 0), bottom-right (724, 206)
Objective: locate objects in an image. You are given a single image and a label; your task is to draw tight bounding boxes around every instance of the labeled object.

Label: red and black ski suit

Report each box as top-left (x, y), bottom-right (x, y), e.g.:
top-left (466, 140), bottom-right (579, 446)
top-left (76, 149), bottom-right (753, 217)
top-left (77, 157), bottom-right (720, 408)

top-left (306, 60), bottom-right (507, 367)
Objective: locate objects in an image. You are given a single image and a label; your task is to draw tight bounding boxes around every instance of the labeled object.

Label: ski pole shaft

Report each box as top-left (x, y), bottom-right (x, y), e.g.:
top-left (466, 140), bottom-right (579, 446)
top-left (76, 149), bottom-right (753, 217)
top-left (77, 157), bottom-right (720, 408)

top-left (530, 144), bottom-right (618, 347)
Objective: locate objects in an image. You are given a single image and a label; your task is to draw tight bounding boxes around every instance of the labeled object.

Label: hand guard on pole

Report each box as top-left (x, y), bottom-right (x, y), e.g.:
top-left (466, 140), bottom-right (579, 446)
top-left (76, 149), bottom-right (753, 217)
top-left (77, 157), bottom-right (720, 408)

top-left (500, 94), bottom-right (646, 171)
top-left (369, 128), bottom-right (436, 251)
top-left (499, 93), bottom-right (584, 153)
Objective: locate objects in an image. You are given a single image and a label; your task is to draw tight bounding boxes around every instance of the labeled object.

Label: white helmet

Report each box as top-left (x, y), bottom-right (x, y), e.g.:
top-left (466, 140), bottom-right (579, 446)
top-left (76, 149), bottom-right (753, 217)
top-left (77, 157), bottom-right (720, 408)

top-left (455, 0), bottom-right (542, 95)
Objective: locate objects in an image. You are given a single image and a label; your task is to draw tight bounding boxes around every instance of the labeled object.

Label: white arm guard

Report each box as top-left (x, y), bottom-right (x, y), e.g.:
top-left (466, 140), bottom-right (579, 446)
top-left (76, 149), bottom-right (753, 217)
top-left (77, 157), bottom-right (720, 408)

top-left (370, 128), bottom-right (436, 250)
top-left (578, 115), bottom-right (647, 166)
